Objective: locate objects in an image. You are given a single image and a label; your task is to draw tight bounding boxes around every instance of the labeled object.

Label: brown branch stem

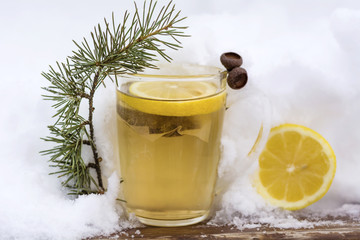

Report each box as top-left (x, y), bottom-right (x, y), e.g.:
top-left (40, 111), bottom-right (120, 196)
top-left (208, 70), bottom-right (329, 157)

top-left (87, 163), bottom-right (97, 169)
top-left (78, 92), bottom-right (91, 99)
top-left (87, 69), bottom-right (104, 193)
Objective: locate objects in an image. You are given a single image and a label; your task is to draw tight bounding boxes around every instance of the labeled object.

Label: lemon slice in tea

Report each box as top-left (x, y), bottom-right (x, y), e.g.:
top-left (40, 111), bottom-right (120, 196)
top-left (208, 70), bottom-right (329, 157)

top-left (121, 81), bottom-right (226, 116)
top-left (129, 81), bottom-right (217, 100)
top-left (255, 124), bottom-right (336, 210)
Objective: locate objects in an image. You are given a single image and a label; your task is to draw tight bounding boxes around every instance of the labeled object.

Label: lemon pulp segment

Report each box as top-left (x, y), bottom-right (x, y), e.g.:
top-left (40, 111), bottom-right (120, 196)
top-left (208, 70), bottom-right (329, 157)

top-left (255, 124), bottom-right (336, 210)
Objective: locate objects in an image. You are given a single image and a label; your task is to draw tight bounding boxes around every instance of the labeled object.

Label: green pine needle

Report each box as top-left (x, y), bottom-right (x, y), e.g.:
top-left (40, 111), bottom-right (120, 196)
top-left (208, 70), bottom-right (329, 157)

top-left (41, 0), bottom-right (188, 195)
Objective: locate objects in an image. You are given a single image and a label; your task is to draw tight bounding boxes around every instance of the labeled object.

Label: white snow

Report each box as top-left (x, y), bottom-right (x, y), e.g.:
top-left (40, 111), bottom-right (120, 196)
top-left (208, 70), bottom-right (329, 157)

top-left (1, 0), bottom-right (360, 239)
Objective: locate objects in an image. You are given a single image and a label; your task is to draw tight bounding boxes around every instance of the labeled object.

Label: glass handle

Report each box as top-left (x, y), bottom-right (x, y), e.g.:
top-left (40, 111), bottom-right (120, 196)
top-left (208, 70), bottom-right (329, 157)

top-left (245, 86), bottom-right (272, 161)
top-left (215, 84), bottom-right (272, 198)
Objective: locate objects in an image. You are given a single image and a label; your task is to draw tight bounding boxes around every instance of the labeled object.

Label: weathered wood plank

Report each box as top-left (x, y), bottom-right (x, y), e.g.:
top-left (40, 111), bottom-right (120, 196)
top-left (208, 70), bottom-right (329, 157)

top-left (90, 221), bottom-right (360, 240)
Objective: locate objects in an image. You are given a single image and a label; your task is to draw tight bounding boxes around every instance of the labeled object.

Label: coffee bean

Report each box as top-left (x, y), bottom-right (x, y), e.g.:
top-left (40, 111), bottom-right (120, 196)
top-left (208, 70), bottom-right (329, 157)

top-left (227, 67), bottom-right (248, 89)
top-left (220, 52), bottom-right (243, 71)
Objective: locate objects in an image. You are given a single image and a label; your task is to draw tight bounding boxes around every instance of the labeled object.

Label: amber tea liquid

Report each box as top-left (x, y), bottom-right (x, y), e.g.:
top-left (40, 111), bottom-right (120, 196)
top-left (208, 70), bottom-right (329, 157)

top-left (116, 78), bottom-right (226, 226)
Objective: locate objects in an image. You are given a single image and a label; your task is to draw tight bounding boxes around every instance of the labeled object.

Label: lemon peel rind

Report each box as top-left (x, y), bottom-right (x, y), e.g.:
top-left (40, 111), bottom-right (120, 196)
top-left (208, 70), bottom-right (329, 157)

top-left (255, 123), bottom-right (336, 210)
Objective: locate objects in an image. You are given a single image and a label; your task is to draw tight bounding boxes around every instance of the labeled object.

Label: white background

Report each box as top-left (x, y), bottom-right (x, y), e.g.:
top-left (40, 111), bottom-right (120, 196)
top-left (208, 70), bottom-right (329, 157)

top-left (1, 0), bottom-right (360, 239)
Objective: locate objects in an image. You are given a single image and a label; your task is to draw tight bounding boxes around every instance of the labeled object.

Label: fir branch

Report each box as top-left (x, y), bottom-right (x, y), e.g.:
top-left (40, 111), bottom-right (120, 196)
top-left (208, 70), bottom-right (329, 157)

top-left (41, 0), bottom-right (188, 195)
top-left (69, 0), bottom-right (188, 75)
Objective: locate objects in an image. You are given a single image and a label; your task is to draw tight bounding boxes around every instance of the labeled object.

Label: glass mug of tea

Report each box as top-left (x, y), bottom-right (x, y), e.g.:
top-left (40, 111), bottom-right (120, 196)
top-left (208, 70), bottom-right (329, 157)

top-left (115, 63), bottom-right (269, 227)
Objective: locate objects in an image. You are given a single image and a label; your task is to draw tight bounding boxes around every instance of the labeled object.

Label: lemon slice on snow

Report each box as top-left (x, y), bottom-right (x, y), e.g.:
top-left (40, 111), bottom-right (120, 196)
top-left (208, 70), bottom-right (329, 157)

top-left (255, 124), bottom-right (336, 210)
top-left (120, 81), bottom-right (226, 116)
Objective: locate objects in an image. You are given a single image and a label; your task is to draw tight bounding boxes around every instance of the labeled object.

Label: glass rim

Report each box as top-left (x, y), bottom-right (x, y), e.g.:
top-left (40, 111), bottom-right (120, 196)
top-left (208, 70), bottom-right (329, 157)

top-left (118, 63), bottom-right (227, 79)
top-left (116, 63), bottom-right (227, 101)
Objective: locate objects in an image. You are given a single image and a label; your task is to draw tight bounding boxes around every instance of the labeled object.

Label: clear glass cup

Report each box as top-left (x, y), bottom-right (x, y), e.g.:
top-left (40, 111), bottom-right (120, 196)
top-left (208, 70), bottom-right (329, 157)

top-left (115, 63), bottom-right (268, 227)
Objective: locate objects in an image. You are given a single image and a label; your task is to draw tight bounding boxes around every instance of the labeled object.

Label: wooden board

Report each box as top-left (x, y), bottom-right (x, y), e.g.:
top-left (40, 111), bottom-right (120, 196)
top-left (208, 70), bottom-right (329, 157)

top-left (89, 219), bottom-right (360, 240)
